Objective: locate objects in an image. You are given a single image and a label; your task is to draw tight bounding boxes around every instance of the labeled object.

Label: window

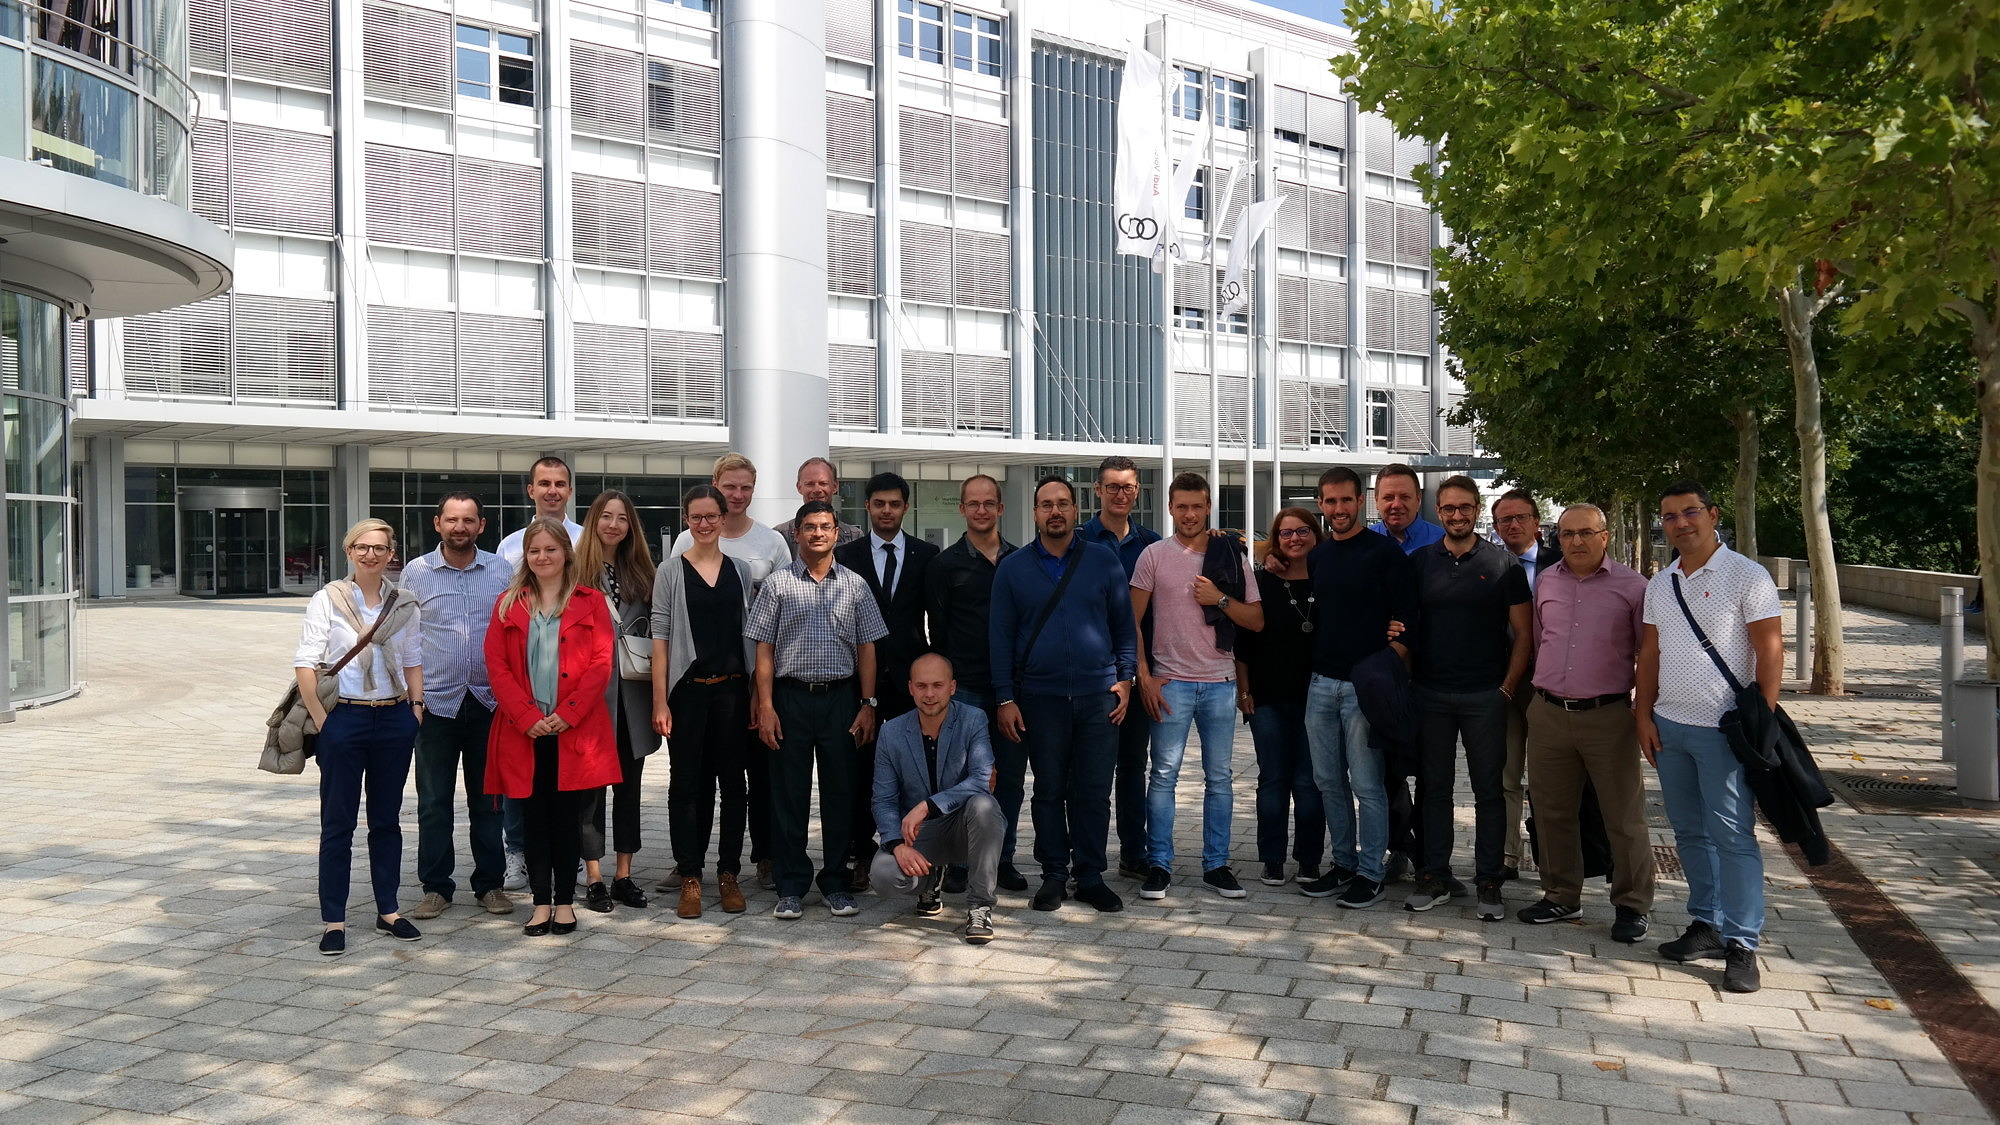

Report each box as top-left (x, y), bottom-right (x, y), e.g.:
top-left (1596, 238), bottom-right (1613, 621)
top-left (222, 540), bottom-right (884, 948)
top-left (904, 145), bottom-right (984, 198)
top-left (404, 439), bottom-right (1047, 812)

top-left (1175, 67), bottom-right (1204, 121)
top-left (898, 1), bottom-right (945, 65)
top-left (1174, 305), bottom-right (1207, 331)
top-left (1184, 166), bottom-right (1206, 220)
top-left (1212, 74), bottom-right (1248, 130)
top-left (456, 25), bottom-right (534, 106)
top-left (655, 0), bottom-right (712, 10)
top-left (951, 10), bottom-right (1002, 76)
top-left (1222, 312), bottom-right (1248, 335)
top-left (828, 295), bottom-right (874, 342)
top-left (1366, 388), bottom-right (1391, 448)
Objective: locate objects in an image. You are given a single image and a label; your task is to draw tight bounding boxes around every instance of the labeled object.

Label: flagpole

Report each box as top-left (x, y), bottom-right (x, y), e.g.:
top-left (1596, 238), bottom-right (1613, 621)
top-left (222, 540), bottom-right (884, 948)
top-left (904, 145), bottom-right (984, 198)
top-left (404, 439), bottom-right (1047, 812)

top-left (1205, 93), bottom-right (1221, 527)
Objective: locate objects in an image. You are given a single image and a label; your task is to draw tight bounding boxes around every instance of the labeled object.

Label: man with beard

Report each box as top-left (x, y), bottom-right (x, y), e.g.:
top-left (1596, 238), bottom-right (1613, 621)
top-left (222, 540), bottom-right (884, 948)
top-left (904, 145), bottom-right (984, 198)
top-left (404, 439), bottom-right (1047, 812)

top-left (991, 476), bottom-right (1137, 915)
top-left (401, 492), bottom-right (516, 920)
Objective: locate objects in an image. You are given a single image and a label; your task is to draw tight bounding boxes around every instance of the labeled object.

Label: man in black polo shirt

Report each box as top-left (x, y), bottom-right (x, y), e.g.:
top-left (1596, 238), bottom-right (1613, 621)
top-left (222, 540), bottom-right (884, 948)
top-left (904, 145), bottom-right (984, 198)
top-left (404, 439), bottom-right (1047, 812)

top-left (1406, 476), bottom-right (1532, 920)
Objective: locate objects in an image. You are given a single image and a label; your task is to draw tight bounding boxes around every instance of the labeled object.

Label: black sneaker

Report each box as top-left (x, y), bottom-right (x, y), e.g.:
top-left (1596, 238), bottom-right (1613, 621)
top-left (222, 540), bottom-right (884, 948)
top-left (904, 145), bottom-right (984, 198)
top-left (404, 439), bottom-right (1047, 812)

top-left (997, 863), bottom-right (1030, 892)
top-left (1516, 898), bottom-right (1582, 925)
top-left (584, 881), bottom-right (614, 913)
top-left (1336, 877), bottom-right (1384, 909)
top-left (1660, 920), bottom-right (1728, 963)
top-left (1300, 866), bottom-right (1355, 899)
top-left (1297, 863), bottom-right (1322, 882)
top-left (916, 870), bottom-right (945, 917)
top-left (1072, 882), bottom-right (1124, 913)
top-left (1139, 866), bottom-right (1172, 900)
top-left (1611, 906), bottom-right (1651, 944)
top-left (1722, 942), bottom-right (1761, 993)
top-left (1032, 879), bottom-right (1066, 912)
top-left (1403, 875), bottom-right (1451, 912)
top-left (1260, 863), bottom-right (1288, 886)
top-left (1117, 858), bottom-right (1150, 880)
top-left (1476, 882), bottom-right (1504, 921)
top-left (1203, 867), bottom-right (1248, 899)
top-left (943, 865), bottom-right (969, 895)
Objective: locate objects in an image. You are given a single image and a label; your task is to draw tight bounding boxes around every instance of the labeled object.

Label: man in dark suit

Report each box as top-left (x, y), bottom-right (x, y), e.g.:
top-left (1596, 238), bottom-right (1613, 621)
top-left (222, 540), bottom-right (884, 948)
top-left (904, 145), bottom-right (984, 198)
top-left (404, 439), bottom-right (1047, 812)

top-left (1492, 488), bottom-right (1561, 879)
top-left (835, 471), bottom-right (940, 889)
top-left (870, 653), bottom-right (1003, 943)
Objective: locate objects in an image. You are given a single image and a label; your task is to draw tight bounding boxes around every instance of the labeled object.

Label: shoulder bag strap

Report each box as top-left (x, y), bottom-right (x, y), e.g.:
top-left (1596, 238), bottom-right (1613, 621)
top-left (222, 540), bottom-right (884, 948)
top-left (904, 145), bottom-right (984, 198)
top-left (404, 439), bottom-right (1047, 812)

top-left (1670, 573), bottom-right (1745, 694)
top-left (324, 587), bottom-right (398, 677)
top-left (1017, 544), bottom-right (1086, 674)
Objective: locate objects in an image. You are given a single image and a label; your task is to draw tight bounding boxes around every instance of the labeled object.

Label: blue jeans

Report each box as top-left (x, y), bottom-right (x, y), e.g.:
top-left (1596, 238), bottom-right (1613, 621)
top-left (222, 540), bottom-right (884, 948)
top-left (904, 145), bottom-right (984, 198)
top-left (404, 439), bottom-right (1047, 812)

top-left (1304, 674), bottom-right (1385, 883)
top-left (958, 690), bottom-right (1026, 867)
top-left (316, 702), bottom-right (419, 923)
top-left (1145, 679), bottom-right (1238, 871)
top-left (1248, 699), bottom-right (1325, 867)
top-left (1654, 716), bottom-right (1764, 949)
top-left (1019, 691), bottom-right (1119, 887)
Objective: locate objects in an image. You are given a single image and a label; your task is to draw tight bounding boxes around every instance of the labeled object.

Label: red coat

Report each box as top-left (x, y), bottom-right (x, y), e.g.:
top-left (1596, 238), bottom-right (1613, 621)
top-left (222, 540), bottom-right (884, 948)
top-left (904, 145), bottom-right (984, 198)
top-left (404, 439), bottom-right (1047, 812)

top-left (483, 585), bottom-right (622, 798)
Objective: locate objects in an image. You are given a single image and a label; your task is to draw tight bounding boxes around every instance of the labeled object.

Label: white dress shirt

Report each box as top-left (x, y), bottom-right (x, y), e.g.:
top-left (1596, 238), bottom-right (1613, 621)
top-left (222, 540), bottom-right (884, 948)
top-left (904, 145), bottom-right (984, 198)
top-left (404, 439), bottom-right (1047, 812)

top-left (871, 530), bottom-right (908, 596)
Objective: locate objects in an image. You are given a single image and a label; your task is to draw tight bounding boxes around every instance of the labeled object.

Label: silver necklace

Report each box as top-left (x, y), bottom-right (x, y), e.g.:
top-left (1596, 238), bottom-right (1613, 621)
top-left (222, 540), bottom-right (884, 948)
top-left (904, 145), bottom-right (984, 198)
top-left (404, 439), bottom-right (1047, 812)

top-left (1282, 574), bottom-right (1316, 633)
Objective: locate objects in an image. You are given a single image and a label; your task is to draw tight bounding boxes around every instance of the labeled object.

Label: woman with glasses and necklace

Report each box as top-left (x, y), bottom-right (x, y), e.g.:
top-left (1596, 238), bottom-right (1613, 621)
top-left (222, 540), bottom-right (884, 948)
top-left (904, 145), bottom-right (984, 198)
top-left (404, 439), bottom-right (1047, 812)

top-left (574, 490), bottom-right (662, 913)
top-left (1235, 508), bottom-right (1329, 888)
top-left (484, 517), bottom-right (621, 936)
top-left (293, 519), bottom-right (426, 956)
top-left (650, 485), bottom-right (759, 918)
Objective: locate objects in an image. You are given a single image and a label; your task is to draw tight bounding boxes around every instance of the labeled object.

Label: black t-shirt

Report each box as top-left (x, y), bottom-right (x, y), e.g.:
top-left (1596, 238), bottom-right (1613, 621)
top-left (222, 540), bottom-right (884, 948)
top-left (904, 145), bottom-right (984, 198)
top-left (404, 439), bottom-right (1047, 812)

top-left (683, 556), bottom-right (746, 677)
top-left (1411, 537), bottom-right (1529, 692)
top-left (1306, 529), bottom-right (1419, 681)
top-left (1239, 570), bottom-right (1316, 704)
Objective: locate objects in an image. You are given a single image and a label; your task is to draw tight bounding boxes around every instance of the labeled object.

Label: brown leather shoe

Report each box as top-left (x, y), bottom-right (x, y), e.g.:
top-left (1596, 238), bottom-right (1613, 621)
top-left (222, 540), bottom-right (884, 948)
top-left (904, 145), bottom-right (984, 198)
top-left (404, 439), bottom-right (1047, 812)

top-left (677, 875), bottom-right (703, 919)
top-left (718, 871), bottom-right (746, 914)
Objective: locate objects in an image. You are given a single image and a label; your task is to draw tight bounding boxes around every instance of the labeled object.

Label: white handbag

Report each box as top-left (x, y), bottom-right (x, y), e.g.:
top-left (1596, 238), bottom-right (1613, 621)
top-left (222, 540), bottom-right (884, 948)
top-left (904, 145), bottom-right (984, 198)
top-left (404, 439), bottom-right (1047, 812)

top-left (617, 631), bottom-right (653, 681)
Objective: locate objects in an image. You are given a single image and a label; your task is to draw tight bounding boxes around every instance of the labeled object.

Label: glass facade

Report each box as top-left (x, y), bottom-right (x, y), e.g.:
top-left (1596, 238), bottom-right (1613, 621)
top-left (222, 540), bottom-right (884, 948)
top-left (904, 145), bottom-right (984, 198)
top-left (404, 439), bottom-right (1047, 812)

top-left (369, 471), bottom-right (709, 567)
top-left (2, 290), bottom-right (77, 709)
top-left (122, 466), bottom-right (330, 594)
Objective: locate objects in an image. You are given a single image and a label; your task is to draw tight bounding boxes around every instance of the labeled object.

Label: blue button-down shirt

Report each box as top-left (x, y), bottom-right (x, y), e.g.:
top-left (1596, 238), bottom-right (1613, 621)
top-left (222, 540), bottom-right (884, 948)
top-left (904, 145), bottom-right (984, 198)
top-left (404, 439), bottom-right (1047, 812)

top-left (400, 547), bottom-right (512, 717)
top-left (1078, 515), bottom-right (1161, 578)
top-left (1370, 517), bottom-right (1446, 555)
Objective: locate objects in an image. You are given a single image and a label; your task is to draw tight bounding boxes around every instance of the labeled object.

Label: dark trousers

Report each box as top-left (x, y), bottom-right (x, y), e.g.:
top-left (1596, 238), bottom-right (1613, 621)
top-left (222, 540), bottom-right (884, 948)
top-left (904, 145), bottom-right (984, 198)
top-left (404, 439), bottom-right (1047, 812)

top-left (580, 721), bottom-right (642, 861)
top-left (771, 679), bottom-right (858, 899)
top-left (959, 690), bottom-right (1025, 866)
top-left (668, 677), bottom-right (750, 876)
top-left (523, 736), bottom-right (588, 907)
top-left (850, 688), bottom-right (913, 871)
top-left (316, 703), bottom-right (419, 923)
top-left (1417, 686), bottom-right (1511, 884)
top-left (1019, 691), bottom-right (1118, 887)
top-left (746, 724), bottom-right (771, 865)
top-left (1112, 700), bottom-right (1151, 869)
top-left (1248, 699), bottom-right (1326, 867)
top-left (413, 697), bottom-right (503, 901)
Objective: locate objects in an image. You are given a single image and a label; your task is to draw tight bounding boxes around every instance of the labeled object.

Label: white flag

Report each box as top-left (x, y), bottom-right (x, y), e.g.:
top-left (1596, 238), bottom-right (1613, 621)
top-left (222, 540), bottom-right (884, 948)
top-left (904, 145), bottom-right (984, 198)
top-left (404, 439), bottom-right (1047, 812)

top-left (1202, 160), bottom-right (1249, 263)
top-left (1114, 44), bottom-right (1169, 258)
top-left (1158, 133), bottom-right (1203, 266)
top-left (1220, 195), bottom-right (1287, 316)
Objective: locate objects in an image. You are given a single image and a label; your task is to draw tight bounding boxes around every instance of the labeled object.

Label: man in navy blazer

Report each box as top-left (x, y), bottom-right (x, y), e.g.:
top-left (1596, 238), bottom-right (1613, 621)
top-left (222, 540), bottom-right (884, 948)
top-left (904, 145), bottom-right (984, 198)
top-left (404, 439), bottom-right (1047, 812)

top-left (870, 653), bottom-right (1004, 944)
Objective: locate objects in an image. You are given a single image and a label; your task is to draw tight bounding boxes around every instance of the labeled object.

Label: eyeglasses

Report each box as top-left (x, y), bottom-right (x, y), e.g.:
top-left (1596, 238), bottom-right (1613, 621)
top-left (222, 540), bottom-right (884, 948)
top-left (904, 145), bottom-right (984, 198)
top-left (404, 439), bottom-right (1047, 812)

top-left (350, 543), bottom-right (392, 556)
top-left (1557, 528), bottom-right (1607, 542)
top-left (1098, 484), bottom-right (1139, 496)
top-left (1035, 500), bottom-right (1075, 512)
top-left (1436, 503), bottom-right (1478, 516)
top-left (1494, 514), bottom-right (1537, 527)
top-left (1276, 528), bottom-right (1316, 540)
top-left (686, 513), bottom-right (721, 525)
top-left (961, 500), bottom-right (999, 512)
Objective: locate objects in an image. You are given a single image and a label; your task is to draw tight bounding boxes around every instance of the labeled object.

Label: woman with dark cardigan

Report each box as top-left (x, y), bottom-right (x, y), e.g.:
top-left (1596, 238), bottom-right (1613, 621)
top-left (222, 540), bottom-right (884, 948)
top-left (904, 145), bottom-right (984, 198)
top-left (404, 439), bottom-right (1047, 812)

top-left (1236, 507), bottom-right (1329, 887)
top-left (484, 517), bottom-right (621, 936)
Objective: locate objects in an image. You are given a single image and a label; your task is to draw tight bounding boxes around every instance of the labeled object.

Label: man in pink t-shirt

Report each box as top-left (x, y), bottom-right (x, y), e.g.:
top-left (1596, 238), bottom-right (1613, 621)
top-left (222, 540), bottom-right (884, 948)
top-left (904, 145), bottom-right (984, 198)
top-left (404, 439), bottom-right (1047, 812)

top-left (1129, 472), bottom-right (1265, 901)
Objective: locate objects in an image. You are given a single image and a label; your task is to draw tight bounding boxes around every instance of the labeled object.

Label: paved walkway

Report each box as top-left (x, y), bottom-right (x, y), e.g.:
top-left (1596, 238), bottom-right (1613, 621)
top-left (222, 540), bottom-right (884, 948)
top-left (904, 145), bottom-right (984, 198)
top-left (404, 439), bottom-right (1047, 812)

top-left (0, 596), bottom-right (1990, 1125)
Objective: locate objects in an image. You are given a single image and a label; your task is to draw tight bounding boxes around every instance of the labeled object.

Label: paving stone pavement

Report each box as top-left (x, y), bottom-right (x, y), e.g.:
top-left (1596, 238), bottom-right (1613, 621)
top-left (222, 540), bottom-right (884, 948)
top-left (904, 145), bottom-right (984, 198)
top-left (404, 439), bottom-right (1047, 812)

top-left (0, 595), bottom-right (1991, 1125)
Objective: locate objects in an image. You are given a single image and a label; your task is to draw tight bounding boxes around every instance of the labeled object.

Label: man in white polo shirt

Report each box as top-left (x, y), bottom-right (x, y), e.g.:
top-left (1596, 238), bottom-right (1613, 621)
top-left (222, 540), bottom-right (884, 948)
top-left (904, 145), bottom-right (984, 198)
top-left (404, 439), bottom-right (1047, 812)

top-left (1635, 480), bottom-right (1783, 994)
top-left (497, 455), bottom-right (584, 567)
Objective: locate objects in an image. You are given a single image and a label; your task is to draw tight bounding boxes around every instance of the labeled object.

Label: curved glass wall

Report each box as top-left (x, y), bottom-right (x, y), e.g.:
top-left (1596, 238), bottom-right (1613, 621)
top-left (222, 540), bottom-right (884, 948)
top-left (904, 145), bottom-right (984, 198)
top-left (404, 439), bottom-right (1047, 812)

top-left (1, 289), bottom-right (76, 710)
top-left (2, 0), bottom-right (192, 206)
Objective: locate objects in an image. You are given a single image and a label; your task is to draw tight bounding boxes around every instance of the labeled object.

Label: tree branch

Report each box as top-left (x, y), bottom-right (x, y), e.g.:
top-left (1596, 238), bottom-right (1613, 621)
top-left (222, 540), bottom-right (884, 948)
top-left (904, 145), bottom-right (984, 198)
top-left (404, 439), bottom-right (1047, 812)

top-left (1624, 68), bottom-right (1702, 117)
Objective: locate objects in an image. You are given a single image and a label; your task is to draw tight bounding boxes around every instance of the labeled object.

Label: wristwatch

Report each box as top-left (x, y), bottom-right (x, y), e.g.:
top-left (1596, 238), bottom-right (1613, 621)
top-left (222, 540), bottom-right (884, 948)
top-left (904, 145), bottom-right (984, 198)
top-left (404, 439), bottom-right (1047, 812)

top-left (862, 696), bottom-right (879, 708)
top-left (1217, 594), bottom-right (1231, 609)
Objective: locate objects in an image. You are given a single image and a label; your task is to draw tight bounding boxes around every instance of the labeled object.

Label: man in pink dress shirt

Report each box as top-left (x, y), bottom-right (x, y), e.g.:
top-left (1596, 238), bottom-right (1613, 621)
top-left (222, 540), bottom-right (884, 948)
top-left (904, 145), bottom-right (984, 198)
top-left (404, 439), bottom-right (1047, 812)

top-left (1513, 503), bottom-right (1657, 943)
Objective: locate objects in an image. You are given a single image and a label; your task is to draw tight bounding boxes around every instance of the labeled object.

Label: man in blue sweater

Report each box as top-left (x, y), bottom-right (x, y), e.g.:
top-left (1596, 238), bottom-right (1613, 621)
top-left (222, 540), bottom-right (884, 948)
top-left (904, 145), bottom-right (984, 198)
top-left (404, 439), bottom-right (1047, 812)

top-left (1300, 466), bottom-right (1419, 909)
top-left (990, 476), bottom-right (1138, 914)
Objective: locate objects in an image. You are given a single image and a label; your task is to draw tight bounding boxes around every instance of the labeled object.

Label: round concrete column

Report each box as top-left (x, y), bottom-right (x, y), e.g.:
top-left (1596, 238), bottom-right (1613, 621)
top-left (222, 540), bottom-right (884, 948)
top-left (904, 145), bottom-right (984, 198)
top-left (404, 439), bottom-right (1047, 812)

top-left (721, 2), bottom-right (830, 525)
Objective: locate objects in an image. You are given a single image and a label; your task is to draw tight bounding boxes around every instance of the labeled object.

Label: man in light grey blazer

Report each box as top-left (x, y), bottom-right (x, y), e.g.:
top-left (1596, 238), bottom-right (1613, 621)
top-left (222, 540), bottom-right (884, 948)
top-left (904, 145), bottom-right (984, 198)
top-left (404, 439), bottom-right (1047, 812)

top-left (870, 653), bottom-right (1004, 944)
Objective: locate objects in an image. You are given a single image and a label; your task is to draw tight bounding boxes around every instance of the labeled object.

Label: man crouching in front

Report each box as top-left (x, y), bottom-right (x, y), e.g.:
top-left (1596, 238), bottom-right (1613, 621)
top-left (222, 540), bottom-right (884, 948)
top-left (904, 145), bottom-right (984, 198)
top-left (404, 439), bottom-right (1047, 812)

top-left (871, 653), bottom-right (1004, 944)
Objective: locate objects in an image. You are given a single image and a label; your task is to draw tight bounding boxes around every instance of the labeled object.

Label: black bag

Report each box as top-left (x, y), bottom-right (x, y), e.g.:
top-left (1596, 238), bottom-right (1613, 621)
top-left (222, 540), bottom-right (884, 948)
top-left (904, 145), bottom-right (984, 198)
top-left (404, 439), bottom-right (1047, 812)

top-left (1670, 574), bottom-right (1781, 772)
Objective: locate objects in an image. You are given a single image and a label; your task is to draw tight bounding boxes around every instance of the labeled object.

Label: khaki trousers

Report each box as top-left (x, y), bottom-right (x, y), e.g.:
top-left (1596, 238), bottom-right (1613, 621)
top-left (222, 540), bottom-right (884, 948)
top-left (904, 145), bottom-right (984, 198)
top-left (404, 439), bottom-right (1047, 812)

top-left (1524, 695), bottom-right (1656, 912)
top-left (1502, 688), bottom-right (1530, 868)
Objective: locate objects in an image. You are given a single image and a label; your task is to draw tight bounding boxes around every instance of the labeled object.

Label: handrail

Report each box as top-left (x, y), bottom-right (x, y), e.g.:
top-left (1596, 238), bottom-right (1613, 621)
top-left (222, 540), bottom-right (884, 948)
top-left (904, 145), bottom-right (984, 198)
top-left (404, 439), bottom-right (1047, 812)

top-left (2, 0), bottom-right (199, 116)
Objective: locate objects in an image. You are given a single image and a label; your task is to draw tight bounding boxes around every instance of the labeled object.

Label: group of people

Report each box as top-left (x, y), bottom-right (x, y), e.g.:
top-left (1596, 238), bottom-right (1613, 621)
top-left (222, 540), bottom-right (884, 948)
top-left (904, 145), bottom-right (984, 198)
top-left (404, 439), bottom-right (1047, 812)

top-left (293, 450), bottom-right (1784, 993)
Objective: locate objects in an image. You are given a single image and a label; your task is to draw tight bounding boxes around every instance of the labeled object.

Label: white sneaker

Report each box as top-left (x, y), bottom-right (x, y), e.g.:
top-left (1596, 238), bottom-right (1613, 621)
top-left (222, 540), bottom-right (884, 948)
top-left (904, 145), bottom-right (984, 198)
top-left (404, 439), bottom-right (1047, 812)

top-left (503, 851), bottom-right (528, 892)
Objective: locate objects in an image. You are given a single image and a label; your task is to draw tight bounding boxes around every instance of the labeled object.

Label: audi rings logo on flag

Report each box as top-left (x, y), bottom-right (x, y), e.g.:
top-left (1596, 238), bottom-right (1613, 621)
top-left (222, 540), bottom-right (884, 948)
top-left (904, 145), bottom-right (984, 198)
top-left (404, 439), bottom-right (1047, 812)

top-left (1117, 214), bottom-right (1160, 242)
top-left (1217, 280), bottom-right (1243, 304)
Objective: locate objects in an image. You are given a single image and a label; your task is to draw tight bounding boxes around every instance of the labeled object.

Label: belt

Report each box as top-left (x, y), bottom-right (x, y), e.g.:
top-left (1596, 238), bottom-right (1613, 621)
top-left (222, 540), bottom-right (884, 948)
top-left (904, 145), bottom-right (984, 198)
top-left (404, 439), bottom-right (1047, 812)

top-left (779, 675), bottom-right (854, 695)
top-left (687, 673), bottom-right (745, 685)
top-left (338, 696), bottom-right (409, 707)
top-left (1536, 689), bottom-right (1628, 713)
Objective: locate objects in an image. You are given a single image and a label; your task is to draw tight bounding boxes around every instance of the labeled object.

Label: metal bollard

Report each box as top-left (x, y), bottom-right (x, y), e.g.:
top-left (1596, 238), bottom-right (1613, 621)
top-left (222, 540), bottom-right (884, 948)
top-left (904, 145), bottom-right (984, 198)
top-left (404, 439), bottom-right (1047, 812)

top-left (1794, 569), bottom-right (1813, 683)
top-left (1956, 680), bottom-right (2000, 809)
top-left (1942, 587), bottom-right (1965, 763)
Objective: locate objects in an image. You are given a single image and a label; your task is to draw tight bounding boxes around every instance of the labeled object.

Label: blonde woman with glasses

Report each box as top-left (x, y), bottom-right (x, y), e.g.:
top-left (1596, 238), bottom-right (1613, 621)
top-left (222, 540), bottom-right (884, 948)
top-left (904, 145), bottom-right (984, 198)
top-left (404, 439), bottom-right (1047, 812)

top-left (293, 518), bottom-right (425, 956)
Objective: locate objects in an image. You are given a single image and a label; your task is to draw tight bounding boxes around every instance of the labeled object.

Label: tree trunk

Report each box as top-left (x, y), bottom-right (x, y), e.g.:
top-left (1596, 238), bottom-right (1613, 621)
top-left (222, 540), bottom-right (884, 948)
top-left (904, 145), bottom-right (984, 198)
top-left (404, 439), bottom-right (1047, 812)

top-left (1777, 278), bottom-right (1844, 694)
top-left (1948, 293), bottom-right (2000, 681)
top-left (1732, 404), bottom-right (1760, 562)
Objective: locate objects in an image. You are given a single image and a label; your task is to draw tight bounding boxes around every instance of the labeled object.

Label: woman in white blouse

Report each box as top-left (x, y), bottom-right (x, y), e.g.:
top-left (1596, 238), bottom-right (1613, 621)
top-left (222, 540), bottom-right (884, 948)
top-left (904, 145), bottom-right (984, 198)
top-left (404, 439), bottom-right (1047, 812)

top-left (293, 518), bottom-right (425, 956)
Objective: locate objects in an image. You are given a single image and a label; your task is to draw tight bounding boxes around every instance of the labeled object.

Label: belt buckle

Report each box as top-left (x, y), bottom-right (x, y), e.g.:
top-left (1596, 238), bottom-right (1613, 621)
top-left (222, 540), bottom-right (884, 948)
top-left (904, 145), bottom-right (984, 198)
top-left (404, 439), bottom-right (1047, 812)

top-left (1563, 697), bottom-right (1587, 712)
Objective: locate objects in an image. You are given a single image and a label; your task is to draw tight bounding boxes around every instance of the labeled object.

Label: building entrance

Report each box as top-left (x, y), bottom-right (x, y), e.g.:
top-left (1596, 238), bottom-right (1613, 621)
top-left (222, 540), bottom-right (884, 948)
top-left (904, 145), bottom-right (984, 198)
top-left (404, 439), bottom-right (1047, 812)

top-left (177, 487), bottom-right (283, 596)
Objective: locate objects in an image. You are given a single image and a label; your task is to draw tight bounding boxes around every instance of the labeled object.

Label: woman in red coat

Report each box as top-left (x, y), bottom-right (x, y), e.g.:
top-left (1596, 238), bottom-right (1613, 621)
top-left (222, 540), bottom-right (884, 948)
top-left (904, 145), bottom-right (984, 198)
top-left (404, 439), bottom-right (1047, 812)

top-left (485, 517), bottom-right (622, 936)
